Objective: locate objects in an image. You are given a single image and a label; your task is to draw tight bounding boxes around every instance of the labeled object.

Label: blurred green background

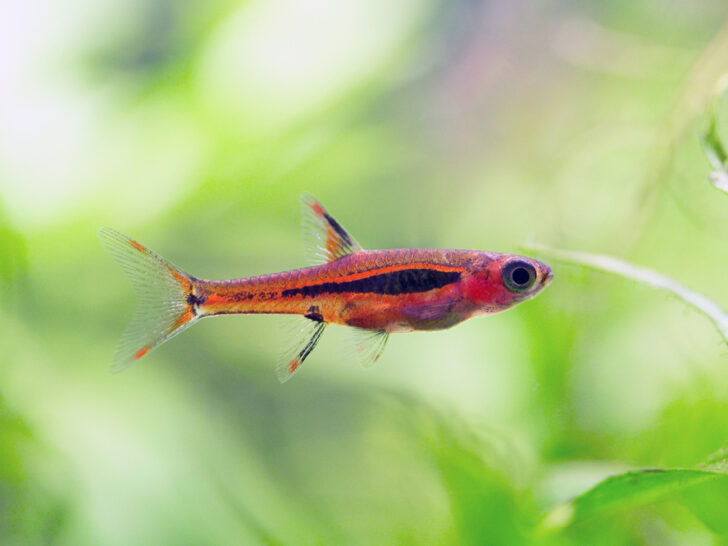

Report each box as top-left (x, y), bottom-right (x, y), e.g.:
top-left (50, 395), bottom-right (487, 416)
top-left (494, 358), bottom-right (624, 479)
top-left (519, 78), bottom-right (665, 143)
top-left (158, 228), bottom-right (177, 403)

top-left (4, 0), bottom-right (728, 544)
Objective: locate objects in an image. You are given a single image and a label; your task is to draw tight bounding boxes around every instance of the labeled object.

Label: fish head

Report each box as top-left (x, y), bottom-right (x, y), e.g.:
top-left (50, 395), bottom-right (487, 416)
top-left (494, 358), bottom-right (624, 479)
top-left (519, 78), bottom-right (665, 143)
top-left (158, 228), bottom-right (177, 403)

top-left (463, 254), bottom-right (553, 312)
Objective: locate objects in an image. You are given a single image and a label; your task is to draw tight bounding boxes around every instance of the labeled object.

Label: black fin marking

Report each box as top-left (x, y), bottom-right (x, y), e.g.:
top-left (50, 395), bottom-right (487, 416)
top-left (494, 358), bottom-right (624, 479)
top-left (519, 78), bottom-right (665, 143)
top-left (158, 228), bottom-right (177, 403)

top-left (276, 318), bottom-right (326, 382)
top-left (301, 194), bottom-right (362, 264)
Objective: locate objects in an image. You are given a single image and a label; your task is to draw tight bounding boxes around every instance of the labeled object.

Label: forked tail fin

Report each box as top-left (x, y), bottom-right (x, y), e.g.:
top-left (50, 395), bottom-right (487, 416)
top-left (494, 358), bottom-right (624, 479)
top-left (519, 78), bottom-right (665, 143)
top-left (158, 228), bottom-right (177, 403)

top-left (98, 227), bottom-right (199, 371)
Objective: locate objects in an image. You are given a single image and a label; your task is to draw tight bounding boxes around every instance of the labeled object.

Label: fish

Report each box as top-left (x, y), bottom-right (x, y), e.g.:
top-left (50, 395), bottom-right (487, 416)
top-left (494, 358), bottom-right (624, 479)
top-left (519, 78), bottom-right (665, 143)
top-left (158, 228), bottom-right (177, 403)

top-left (99, 195), bottom-right (553, 382)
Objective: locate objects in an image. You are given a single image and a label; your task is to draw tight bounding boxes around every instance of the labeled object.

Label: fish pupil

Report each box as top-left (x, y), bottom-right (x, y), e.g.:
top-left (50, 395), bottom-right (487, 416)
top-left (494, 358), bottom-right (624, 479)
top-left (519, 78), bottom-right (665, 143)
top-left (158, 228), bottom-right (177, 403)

top-left (511, 267), bottom-right (530, 286)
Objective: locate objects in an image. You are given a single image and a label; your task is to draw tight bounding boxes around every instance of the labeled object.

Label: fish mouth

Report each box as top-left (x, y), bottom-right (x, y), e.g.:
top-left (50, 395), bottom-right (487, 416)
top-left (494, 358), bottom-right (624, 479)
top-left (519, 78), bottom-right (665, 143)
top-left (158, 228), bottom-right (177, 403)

top-left (541, 269), bottom-right (554, 288)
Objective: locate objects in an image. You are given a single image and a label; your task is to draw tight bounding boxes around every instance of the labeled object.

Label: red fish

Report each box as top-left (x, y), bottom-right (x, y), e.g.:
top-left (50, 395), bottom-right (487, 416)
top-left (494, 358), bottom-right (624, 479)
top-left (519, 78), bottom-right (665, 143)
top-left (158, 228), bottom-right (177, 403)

top-left (99, 195), bottom-right (553, 381)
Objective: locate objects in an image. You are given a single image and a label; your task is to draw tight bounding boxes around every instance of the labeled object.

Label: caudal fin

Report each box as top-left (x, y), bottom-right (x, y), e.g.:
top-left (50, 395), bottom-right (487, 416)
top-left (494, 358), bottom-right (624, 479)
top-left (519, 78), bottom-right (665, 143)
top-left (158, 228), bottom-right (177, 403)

top-left (98, 227), bottom-right (199, 371)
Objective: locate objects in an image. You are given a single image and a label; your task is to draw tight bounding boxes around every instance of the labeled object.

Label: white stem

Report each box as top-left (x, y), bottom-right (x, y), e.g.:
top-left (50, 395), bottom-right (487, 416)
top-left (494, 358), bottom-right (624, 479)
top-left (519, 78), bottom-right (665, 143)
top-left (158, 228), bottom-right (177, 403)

top-left (525, 243), bottom-right (728, 344)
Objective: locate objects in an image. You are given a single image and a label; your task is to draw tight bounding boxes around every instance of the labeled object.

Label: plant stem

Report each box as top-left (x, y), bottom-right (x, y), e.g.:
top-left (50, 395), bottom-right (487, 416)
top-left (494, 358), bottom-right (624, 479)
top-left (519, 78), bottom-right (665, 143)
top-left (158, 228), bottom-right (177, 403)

top-left (525, 243), bottom-right (728, 344)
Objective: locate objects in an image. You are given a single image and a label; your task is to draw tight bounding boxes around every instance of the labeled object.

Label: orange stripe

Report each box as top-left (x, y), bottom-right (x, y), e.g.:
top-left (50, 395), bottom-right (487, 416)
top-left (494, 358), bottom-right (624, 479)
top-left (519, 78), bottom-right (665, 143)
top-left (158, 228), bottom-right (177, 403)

top-left (199, 261), bottom-right (466, 307)
top-left (310, 201), bottom-right (325, 217)
top-left (325, 226), bottom-right (341, 256)
top-left (134, 346), bottom-right (150, 359)
top-left (170, 268), bottom-right (192, 292)
top-left (129, 240), bottom-right (146, 252)
top-left (204, 294), bottom-right (224, 305)
top-left (314, 262), bottom-right (465, 285)
top-left (174, 309), bottom-right (195, 329)
top-left (202, 263), bottom-right (466, 304)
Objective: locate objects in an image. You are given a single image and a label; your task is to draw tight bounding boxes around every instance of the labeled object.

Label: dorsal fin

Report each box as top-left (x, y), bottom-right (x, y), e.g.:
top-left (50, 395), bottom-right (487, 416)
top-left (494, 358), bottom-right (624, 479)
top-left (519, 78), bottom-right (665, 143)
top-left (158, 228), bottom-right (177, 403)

top-left (301, 194), bottom-right (362, 264)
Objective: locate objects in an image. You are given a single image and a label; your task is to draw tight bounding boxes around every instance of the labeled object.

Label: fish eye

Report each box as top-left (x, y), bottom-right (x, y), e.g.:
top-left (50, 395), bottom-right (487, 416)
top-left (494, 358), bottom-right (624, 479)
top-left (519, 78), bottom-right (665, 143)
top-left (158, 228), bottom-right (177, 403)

top-left (502, 261), bottom-right (536, 292)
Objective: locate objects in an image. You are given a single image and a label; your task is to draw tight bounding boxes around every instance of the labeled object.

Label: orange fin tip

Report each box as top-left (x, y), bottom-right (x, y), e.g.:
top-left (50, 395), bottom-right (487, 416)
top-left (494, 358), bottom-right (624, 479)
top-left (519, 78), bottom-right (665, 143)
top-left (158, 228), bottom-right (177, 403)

top-left (134, 346), bottom-right (150, 360)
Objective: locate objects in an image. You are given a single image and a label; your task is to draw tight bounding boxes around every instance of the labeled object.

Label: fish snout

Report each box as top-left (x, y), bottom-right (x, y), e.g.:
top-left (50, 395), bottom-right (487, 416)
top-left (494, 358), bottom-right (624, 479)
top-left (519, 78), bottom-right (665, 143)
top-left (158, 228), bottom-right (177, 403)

top-left (541, 266), bottom-right (554, 288)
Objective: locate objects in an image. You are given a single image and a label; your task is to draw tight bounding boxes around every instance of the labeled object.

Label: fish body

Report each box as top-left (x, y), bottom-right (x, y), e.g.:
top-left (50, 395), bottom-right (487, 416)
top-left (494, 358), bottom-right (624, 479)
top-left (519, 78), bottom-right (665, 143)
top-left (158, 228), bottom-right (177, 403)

top-left (99, 196), bottom-right (552, 381)
top-left (197, 248), bottom-right (547, 332)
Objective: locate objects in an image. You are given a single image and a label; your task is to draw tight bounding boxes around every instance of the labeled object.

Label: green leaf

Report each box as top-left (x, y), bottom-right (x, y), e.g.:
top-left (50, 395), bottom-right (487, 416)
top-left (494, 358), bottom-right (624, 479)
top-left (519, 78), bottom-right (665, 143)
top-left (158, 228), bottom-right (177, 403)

top-left (703, 113), bottom-right (728, 168)
top-left (541, 468), bottom-right (728, 534)
top-left (702, 106), bottom-right (728, 194)
top-left (681, 476), bottom-right (728, 534)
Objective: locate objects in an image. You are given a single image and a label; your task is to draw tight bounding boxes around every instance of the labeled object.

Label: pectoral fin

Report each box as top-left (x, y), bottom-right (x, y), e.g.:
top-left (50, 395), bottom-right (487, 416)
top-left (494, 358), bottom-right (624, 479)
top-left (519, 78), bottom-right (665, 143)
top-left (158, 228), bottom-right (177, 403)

top-left (350, 328), bottom-right (389, 368)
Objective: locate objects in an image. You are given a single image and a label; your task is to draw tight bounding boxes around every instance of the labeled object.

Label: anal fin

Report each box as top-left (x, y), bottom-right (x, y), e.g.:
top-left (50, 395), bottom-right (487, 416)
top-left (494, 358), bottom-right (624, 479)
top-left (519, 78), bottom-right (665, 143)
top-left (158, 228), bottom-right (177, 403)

top-left (276, 318), bottom-right (326, 383)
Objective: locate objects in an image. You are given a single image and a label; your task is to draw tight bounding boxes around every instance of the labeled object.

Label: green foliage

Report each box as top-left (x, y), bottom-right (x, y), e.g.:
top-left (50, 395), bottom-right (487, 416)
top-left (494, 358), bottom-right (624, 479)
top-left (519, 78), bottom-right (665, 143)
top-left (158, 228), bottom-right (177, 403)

top-left (0, 212), bottom-right (26, 289)
top-left (0, 397), bottom-right (70, 545)
top-left (703, 114), bottom-right (727, 168)
top-left (529, 84), bottom-right (728, 544)
top-left (4, 1), bottom-right (728, 544)
top-left (543, 468), bottom-right (728, 533)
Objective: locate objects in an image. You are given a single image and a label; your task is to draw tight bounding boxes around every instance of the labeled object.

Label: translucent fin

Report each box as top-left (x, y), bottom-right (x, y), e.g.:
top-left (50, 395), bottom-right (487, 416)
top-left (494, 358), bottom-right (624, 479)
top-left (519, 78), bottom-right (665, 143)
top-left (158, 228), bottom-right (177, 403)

top-left (350, 328), bottom-right (389, 368)
top-left (98, 227), bottom-right (198, 371)
top-left (276, 317), bottom-right (326, 383)
top-left (301, 194), bottom-right (362, 264)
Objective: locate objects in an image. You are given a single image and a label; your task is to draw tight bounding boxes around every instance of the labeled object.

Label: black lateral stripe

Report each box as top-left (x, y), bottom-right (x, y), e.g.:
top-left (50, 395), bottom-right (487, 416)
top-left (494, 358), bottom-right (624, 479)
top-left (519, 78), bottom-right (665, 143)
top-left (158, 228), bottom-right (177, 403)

top-left (282, 268), bottom-right (461, 298)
